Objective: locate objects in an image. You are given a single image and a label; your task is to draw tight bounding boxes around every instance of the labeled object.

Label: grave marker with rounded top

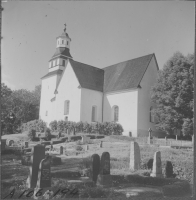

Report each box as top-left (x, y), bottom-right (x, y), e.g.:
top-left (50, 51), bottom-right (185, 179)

top-left (150, 151), bottom-right (163, 177)
top-left (100, 152), bottom-right (110, 175)
top-left (100, 141), bottom-right (103, 148)
top-left (97, 152), bottom-right (112, 186)
top-left (129, 141), bottom-right (141, 170)
top-left (91, 154), bottom-right (100, 183)
top-left (27, 144), bottom-right (45, 188)
top-left (36, 155), bottom-right (51, 188)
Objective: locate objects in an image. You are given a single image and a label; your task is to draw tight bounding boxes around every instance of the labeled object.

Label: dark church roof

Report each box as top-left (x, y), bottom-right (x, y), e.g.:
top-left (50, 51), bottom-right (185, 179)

top-left (49, 47), bottom-right (72, 61)
top-left (43, 53), bottom-right (157, 93)
top-left (69, 60), bottom-right (104, 92)
top-left (103, 54), bottom-right (154, 93)
top-left (41, 69), bottom-right (63, 79)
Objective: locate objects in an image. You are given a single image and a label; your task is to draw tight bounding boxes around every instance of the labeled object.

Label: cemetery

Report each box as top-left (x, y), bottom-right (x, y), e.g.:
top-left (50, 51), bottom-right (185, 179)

top-left (1, 130), bottom-right (194, 199)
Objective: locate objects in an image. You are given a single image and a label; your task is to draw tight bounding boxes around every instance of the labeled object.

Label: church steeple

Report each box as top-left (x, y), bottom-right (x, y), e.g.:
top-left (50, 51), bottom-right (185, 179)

top-left (56, 23), bottom-right (71, 49)
top-left (48, 24), bottom-right (72, 72)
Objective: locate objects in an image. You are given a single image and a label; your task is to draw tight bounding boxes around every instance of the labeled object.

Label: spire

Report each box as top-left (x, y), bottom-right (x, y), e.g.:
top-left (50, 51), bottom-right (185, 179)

top-left (64, 23), bottom-right (66, 33)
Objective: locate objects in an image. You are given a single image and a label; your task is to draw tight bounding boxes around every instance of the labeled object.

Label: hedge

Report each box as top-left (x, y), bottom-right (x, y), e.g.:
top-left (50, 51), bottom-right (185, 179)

top-left (49, 120), bottom-right (124, 135)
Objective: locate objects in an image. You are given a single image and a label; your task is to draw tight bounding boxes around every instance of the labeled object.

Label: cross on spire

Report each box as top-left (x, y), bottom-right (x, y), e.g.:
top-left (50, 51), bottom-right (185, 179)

top-left (64, 23), bottom-right (66, 33)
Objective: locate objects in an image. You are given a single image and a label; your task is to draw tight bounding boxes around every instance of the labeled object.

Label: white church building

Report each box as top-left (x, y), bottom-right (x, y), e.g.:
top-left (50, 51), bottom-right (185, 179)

top-left (39, 26), bottom-right (164, 137)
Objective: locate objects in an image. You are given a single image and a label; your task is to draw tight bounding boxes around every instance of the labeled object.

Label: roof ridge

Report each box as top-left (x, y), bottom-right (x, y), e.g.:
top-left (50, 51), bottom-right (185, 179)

top-left (103, 53), bottom-right (154, 70)
top-left (70, 59), bottom-right (103, 71)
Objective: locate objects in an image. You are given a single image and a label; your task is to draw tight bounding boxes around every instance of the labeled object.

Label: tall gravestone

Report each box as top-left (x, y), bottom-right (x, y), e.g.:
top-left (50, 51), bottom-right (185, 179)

top-left (60, 146), bottom-right (63, 155)
top-left (100, 141), bottom-right (103, 148)
top-left (1, 139), bottom-right (6, 151)
top-left (91, 154), bottom-right (100, 183)
top-left (97, 152), bottom-right (112, 187)
top-left (150, 151), bottom-right (163, 177)
top-left (129, 141), bottom-right (141, 170)
top-left (36, 155), bottom-right (51, 188)
top-left (148, 128), bottom-right (152, 144)
top-left (27, 144), bottom-right (45, 188)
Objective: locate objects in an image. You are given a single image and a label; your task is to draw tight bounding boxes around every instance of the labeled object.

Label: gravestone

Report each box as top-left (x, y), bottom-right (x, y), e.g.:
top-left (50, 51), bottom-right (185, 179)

top-left (24, 141), bottom-right (29, 148)
top-left (100, 141), bottom-right (103, 148)
top-left (91, 154), bottom-right (100, 183)
top-left (36, 155), bottom-right (51, 188)
top-left (27, 144), bottom-right (45, 188)
top-left (6, 139), bottom-right (14, 146)
top-left (85, 145), bottom-right (89, 151)
top-left (150, 151), bottom-right (163, 177)
top-left (60, 146), bottom-right (63, 154)
top-left (129, 141), bottom-right (141, 170)
top-left (97, 152), bottom-right (112, 186)
top-left (1, 139), bottom-right (6, 150)
top-left (176, 135), bottom-right (178, 141)
top-left (148, 128), bottom-right (152, 144)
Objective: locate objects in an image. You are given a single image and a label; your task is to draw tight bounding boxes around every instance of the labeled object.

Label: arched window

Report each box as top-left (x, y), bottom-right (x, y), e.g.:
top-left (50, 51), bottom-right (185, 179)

top-left (64, 100), bottom-right (70, 115)
top-left (91, 106), bottom-right (97, 122)
top-left (62, 60), bottom-right (65, 66)
top-left (112, 106), bottom-right (119, 122)
top-left (150, 106), bottom-right (155, 123)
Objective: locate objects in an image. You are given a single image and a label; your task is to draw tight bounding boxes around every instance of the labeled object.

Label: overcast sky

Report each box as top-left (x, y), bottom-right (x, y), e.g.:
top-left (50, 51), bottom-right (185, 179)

top-left (2, 1), bottom-right (195, 90)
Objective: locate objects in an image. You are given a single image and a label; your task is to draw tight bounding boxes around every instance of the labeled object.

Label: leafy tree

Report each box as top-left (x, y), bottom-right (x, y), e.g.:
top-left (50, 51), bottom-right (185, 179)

top-left (1, 84), bottom-right (41, 134)
top-left (151, 52), bottom-right (193, 136)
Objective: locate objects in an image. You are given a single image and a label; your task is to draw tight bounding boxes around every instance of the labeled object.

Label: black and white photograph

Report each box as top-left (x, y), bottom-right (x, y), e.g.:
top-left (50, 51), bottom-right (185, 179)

top-left (1, 1), bottom-right (195, 199)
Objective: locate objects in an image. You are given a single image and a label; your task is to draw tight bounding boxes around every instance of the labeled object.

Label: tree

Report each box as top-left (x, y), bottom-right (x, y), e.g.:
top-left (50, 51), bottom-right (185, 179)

top-left (151, 52), bottom-right (193, 136)
top-left (1, 84), bottom-right (42, 134)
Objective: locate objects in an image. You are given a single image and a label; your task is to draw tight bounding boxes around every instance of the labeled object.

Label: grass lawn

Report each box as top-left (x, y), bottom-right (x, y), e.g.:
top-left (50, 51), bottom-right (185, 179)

top-left (1, 134), bottom-right (194, 199)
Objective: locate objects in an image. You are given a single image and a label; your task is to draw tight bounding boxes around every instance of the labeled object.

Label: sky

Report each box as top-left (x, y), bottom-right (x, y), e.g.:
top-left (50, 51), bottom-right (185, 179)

top-left (2, 1), bottom-right (195, 91)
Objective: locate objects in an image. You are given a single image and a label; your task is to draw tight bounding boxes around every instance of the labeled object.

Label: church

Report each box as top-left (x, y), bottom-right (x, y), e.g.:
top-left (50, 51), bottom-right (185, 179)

top-left (39, 25), bottom-right (163, 137)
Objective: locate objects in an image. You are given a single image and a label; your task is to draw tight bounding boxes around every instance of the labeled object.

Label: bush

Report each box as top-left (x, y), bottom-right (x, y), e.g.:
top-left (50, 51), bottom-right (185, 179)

top-left (49, 120), bottom-right (58, 131)
top-left (165, 161), bottom-right (174, 178)
top-left (28, 129), bottom-right (36, 141)
top-left (45, 128), bottom-right (51, 141)
top-left (21, 120), bottom-right (46, 133)
top-left (75, 145), bottom-right (83, 151)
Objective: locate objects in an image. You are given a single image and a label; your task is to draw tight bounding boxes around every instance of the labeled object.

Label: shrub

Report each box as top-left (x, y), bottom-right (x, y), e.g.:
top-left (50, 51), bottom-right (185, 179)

top-left (165, 161), bottom-right (174, 178)
top-left (21, 120), bottom-right (46, 133)
top-left (45, 128), bottom-right (51, 141)
top-left (49, 120), bottom-right (58, 131)
top-left (75, 145), bottom-right (83, 151)
top-left (147, 158), bottom-right (154, 170)
top-left (28, 129), bottom-right (36, 141)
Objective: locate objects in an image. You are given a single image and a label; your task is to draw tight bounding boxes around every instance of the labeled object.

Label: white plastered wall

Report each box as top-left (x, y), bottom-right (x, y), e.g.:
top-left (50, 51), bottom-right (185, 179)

top-left (39, 74), bottom-right (61, 126)
top-left (54, 61), bottom-right (81, 122)
top-left (103, 90), bottom-right (138, 137)
top-left (137, 56), bottom-right (165, 137)
top-left (80, 88), bottom-right (103, 123)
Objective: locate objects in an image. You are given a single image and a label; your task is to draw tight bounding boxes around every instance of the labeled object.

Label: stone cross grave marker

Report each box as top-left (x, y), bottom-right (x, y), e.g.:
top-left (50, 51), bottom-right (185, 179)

top-left (150, 151), bottom-right (163, 177)
top-left (129, 141), bottom-right (141, 170)
top-left (27, 144), bottom-right (45, 188)
top-left (36, 155), bottom-right (51, 188)
top-left (100, 152), bottom-right (110, 175)
top-left (91, 154), bottom-right (100, 183)
top-left (60, 146), bottom-right (63, 155)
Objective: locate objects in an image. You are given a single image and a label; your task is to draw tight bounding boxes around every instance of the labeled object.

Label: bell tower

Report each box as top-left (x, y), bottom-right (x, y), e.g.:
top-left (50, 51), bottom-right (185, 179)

top-left (48, 24), bottom-right (73, 72)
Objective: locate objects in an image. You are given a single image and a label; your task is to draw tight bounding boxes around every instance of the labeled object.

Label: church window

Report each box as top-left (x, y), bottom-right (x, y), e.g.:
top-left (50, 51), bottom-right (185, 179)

top-left (64, 100), bottom-right (70, 115)
top-left (62, 40), bottom-right (64, 44)
top-left (62, 60), bottom-right (65, 66)
top-left (91, 106), bottom-right (97, 122)
top-left (150, 106), bottom-right (155, 123)
top-left (53, 60), bottom-right (55, 66)
top-left (112, 106), bottom-right (119, 122)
